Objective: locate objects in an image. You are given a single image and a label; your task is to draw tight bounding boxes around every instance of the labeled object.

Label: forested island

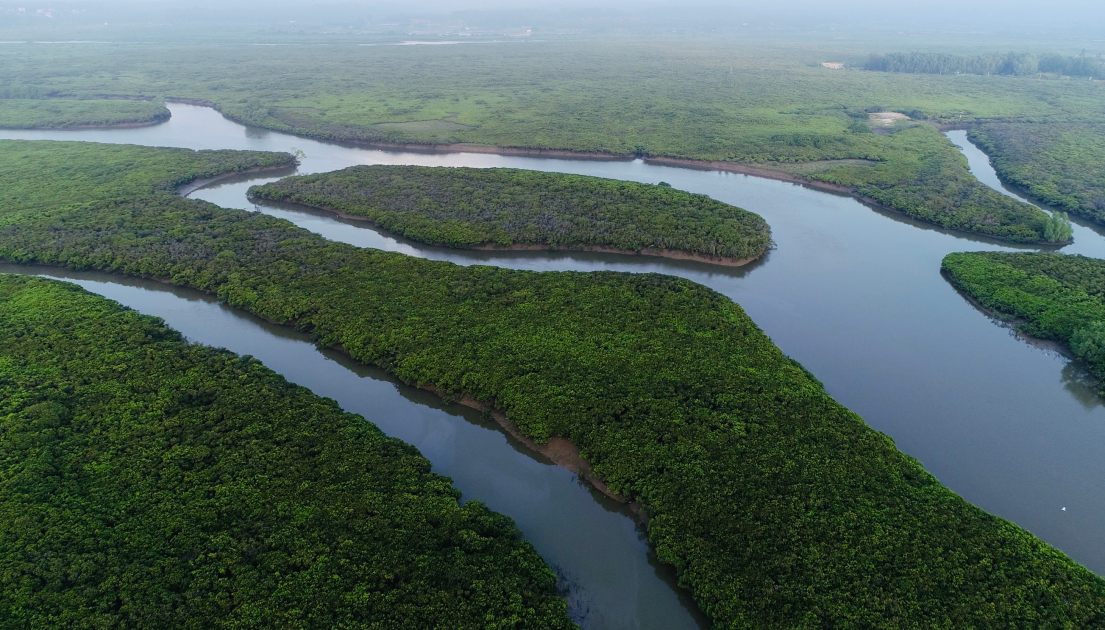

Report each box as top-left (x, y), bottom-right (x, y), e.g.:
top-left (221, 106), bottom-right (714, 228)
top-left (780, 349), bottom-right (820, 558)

top-left (2, 40), bottom-right (1093, 244)
top-left (943, 252), bottom-right (1105, 394)
top-left (1, 138), bottom-right (1103, 627)
top-left (248, 165), bottom-right (771, 263)
top-left (0, 274), bottom-right (574, 628)
top-left (0, 98), bottom-right (170, 129)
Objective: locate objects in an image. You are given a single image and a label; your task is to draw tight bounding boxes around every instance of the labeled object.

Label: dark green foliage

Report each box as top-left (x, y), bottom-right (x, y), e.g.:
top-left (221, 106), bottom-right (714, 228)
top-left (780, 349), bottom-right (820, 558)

top-left (3, 139), bottom-right (1105, 628)
top-left (0, 274), bottom-right (574, 629)
top-left (865, 52), bottom-right (1104, 78)
top-left (248, 165), bottom-right (770, 260)
top-left (942, 252), bottom-right (1105, 391)
top-left (0, 98), bottom-right (170, 129)
top-left (0, 139), bottom-right (294, 214)
top-left (969, 123), bottom-right (1105, 226)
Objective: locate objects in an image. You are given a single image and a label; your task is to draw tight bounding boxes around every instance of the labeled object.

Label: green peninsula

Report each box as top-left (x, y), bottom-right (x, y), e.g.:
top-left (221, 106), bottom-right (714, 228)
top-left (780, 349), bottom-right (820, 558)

top-left (943, 251), bottom-right (1105, 393)
top-left (969, 123), bottom-right (1105, 227)
top-left (0, 274), bottom-right (574, 628)
top-left (248, 165), bottom-right (771, 263)
top-left (0, 98), bottom-right (170, 129)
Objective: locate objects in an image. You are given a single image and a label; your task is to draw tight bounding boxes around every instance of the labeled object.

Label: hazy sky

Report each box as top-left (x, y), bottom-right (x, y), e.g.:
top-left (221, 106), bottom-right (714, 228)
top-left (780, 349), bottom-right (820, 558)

top-left (5, 0), bottom-right (1104, 37)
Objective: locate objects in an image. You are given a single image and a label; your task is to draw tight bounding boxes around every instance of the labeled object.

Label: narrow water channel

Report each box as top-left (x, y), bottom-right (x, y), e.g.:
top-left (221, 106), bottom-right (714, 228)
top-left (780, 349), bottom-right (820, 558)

top-left (0, 263), bottom-right (708, 630)
top-left (945, 129), bottom-right (1105, 256)
top-left (2, 105), bottom-right (1103, 622)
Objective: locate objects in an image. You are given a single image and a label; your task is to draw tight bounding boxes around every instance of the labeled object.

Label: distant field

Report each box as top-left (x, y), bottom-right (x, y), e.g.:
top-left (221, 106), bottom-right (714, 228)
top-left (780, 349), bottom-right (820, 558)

top-left (0, 98), bottom-right (168, 128)
top-left (2, 39), bottom-right (1099, 241)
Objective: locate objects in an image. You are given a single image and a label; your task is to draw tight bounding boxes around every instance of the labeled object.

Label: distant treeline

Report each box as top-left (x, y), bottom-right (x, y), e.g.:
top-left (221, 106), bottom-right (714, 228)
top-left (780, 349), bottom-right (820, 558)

top-left (864, 52), bottom-right (1104, 78)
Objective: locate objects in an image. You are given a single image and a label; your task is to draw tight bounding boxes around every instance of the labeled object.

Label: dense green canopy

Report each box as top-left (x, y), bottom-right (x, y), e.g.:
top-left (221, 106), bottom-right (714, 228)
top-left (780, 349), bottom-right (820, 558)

top-left (943, 251), bottom-right (1105, 394)
top-left (2, 138), bottom-right (1103, 627)
top-left (248, 165), bottom-right (771, 261)
top-left (0, 274), bottom-right (574, 629)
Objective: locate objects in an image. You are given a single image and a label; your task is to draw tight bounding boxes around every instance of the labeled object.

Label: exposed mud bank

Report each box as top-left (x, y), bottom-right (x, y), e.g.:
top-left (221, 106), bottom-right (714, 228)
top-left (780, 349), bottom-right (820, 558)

top-left (416, 383), bottom-right (648, 522)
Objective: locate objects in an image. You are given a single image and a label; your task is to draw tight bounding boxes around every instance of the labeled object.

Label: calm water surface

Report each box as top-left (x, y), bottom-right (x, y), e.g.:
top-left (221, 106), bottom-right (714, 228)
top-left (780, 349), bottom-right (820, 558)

top-left (0, 264), bottom-right (704, 630)
top-left (2, 107), bottom-right (1104, 626)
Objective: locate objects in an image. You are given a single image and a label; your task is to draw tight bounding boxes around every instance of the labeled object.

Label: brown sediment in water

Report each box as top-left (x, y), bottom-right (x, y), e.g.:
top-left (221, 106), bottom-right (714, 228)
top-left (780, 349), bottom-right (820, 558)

top-left (470, 239), bottom-right (755, 265)
top-left (414, 383), bottom-right (647, 522)
top-left (3, 256), bottom-right (651, 524)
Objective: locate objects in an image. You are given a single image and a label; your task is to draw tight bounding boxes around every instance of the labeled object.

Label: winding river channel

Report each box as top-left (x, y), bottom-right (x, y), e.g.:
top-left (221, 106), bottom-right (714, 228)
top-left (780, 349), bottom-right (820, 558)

top-left (2, 105), bottom-right (1104, 628)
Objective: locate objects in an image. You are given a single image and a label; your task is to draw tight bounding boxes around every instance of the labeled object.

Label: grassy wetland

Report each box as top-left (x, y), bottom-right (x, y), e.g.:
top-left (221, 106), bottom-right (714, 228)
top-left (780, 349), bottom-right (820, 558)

top-left (3, 39), bottom-right (1102, 243)
top-left (247, 165), bottom-right (771, 263)
top-left (0, 138), bottom-right (1103, 627)
top-left (0, 97), bottom-right (169, 129)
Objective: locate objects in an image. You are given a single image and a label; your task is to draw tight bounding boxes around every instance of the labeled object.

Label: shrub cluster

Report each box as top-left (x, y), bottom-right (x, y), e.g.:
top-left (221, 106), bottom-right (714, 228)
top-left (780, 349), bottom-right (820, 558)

top-left (969, 123), bottom-right (1105, 227)
top-left (0, 98), bottom-right (170, 130)
top-left (865, 52), bottom-right (1105, 78)
top-left (812, 126), bottom-right (1052, 243)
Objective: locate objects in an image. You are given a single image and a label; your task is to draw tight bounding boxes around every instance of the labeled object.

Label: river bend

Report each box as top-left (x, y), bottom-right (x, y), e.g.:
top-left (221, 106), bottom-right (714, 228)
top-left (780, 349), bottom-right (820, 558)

top-left (2, 105), bottom-right (1104, 627)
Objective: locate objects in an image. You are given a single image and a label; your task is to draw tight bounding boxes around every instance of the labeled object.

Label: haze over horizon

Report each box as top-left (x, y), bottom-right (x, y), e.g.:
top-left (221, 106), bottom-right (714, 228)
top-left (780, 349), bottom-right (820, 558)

top-left (2, 0), bottom-right (1104, 39)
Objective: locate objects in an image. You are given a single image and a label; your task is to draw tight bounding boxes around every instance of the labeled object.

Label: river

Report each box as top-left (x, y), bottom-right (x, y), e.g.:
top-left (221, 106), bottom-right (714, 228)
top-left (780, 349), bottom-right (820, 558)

top-left (1, 105), bottom-right (1103, 627)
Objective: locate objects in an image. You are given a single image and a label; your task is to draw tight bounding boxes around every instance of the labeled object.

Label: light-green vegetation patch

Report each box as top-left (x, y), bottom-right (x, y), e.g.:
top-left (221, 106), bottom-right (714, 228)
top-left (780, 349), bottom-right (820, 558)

top-left (942, 251), bottom-right (1105, 394)
top-left (0, 274), bottom-right (574, 629)
top-left (0, 98), bottom-right (169, 129)
top-left (0, 40), bottom-right (1092, 242)
top-left (2, 138), bottom-right (1104, 628)
top-left (969, 123), bottom-right (1105, 226)
top-left (248, 165), bottom-right (771, 261)
top-left (0, 139), bottom-right (293, 215)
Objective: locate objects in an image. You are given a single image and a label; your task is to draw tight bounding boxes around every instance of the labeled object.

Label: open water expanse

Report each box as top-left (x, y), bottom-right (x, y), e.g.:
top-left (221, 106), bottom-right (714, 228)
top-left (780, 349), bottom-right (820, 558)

top-left (3, 105), bottom-right (1104, 628)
